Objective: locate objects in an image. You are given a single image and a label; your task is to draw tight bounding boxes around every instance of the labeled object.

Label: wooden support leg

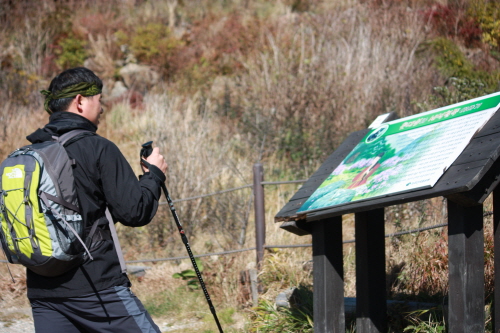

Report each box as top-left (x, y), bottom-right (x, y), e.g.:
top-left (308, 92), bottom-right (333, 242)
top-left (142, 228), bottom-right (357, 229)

top-left (355, 208), bottom-right (386, 333)
top-left (447, 200), bottom-right (484, 333)
top-left (493, 189), bottom-right (500, 333)
top-left (312, 217), bottom-right (345, 333)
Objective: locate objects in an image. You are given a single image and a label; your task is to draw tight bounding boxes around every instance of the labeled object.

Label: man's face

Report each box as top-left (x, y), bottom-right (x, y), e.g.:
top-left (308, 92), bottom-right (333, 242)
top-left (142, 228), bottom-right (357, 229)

top-left (82, 94), bottom-right (103, 126)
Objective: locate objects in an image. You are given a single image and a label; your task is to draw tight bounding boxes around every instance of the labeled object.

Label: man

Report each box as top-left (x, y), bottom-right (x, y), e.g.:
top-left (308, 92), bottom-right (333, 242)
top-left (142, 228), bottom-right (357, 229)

top-left (27, 67), bottom-right (167, 332)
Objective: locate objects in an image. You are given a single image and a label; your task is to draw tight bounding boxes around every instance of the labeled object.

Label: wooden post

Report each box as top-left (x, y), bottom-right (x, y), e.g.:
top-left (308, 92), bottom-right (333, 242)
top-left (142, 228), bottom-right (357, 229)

top-left (312, 216), bottom-right (345, 333)
top-left (494, 188), bottom-right (500, 333)
top-left (253, 163), bottom-right (266, 270)
top-left (355, 208), bottom-right (386, 333)
top-left (447, 200), bottom-right (484, 333)
top-left (249, 268), bottom-right (259, 306)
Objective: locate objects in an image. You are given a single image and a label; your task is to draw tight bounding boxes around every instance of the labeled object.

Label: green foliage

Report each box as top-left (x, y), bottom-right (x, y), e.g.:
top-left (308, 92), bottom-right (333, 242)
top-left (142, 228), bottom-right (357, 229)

top-left (431, 77), bottom-right (489, 107)
top-left (172, 258), bottom-right (204, 290)
top-left (115, 23), bottom-right (183, 70)
top-left (429, 37), bottom-right (476, 78)
top-left (424, 37), bottom-right (500, 96)
top-left (54, 33), bottom-right (88, 69)
top-left (469, 1), bottom-right (500, 50)
top-left (415, 76), bottom-right (491, 112)
top-left (403, 309), bottom-right (446, 333)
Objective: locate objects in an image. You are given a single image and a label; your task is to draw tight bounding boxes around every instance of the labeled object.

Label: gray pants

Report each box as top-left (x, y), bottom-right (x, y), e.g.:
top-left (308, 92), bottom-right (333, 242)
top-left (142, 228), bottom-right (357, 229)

top-left (30, 286), bottom-right (161, 333)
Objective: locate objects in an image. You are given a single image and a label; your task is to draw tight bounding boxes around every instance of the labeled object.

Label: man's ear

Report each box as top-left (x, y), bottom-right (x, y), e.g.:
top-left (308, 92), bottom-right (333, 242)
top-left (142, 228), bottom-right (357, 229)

top-left (74, 94), bottom-right (85, 113)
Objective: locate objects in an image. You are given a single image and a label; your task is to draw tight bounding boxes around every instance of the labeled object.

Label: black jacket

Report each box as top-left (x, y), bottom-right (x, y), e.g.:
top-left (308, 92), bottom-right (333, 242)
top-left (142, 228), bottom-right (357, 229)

top-left (26, 112), bottom-right (164, 298)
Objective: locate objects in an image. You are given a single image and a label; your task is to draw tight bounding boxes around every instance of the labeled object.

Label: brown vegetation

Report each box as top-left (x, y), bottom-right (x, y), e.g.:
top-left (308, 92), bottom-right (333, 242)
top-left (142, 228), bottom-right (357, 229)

top-left (0, 0), bottom-right (499, 331)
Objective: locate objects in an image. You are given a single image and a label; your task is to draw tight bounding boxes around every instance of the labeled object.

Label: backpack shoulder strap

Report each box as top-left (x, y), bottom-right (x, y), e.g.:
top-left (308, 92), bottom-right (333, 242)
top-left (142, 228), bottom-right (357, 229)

top-left (57, 130), bottom-right (96, 147)
top-left (85, 209), bottom-right (127, 274)
top-left (105, 208), bottom-right (127, 274)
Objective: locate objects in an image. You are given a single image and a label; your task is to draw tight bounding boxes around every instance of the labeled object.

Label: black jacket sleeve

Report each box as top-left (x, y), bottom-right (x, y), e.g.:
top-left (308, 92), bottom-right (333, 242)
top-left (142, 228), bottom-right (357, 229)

top-left (97, 138), bottom-right (163, 227)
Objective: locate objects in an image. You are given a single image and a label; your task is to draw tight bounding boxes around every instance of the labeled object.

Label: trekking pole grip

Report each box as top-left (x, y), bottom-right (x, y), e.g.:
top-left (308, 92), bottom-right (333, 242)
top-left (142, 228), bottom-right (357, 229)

top-left (140, 141), bottom-right (166, 183)
top-left (140, 141), bottom-right (153, 159)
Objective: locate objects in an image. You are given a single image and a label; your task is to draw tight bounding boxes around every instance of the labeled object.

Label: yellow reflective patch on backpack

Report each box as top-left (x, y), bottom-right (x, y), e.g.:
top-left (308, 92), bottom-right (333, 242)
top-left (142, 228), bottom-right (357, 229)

top-left (2, 165), bottom-right (32, 256)
top-left (1, 163), bottom-right (52, 259)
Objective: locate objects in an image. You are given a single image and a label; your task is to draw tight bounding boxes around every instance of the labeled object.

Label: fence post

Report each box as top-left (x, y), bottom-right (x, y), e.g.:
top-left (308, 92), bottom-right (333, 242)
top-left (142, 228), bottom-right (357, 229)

top-left (253, 163), bottom-right (266, 270)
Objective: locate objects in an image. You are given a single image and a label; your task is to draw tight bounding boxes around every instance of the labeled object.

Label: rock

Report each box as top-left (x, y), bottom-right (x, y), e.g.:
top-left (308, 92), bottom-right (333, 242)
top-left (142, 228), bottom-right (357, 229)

top-left (109, 81), bottom-right (128, 99)
top-left (118, 63), bottom-right (160, 94)
top-left (104, 80), bottom-right (144, 110)
top-left (275, 287), bottom-right (296, 309)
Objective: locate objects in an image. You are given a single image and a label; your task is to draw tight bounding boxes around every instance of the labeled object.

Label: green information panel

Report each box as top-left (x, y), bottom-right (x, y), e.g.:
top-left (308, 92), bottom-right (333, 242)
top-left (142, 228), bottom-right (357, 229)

top-left (298, 92), bottom-right (500, 213)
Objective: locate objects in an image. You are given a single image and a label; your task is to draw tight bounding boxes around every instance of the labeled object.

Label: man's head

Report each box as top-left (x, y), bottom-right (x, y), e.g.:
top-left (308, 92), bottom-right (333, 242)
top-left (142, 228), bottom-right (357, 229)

top-left (41, 67), bottom-right (104, 125)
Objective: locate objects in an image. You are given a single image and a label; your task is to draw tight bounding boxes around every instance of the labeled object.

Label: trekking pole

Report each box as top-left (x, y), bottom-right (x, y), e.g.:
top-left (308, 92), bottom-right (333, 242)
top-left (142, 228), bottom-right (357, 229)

top-left (140, 141), bottom-right (224, 333)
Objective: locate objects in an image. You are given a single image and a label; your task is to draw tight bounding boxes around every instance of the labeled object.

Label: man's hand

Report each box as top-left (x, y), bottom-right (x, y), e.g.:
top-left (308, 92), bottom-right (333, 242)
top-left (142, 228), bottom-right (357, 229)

top-left (141, 147), bottom-right (168, 174)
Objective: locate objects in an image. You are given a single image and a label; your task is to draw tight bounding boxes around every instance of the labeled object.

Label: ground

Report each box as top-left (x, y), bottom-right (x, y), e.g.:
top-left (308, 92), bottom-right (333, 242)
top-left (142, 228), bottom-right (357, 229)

top-left (0, 309), bottom-right (205, 333)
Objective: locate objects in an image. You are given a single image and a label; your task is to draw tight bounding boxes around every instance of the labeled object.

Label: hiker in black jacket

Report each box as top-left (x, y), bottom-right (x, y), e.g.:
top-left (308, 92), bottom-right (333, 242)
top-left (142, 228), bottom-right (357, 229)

top-left (27, 67), bottom-right (167, 333)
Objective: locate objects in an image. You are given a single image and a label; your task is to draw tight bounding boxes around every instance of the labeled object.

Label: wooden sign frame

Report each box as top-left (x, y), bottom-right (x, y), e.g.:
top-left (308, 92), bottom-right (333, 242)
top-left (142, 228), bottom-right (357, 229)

top-left (276, 106), bottom-right (500, 332)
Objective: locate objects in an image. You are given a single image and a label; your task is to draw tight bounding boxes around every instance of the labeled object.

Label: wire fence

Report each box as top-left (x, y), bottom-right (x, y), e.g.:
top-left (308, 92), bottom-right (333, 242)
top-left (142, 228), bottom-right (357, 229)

top-left (125, 223), bottom-right (474, 262)
top-left (0, 174), bottom-right (495, 264)
top-left (125, 211), bottom-right (494, 264)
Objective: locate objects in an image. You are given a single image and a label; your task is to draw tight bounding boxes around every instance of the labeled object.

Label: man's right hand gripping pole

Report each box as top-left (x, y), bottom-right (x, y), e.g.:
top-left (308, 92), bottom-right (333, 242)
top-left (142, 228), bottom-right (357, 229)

top-left (140, 141), bottom-right (168, 179)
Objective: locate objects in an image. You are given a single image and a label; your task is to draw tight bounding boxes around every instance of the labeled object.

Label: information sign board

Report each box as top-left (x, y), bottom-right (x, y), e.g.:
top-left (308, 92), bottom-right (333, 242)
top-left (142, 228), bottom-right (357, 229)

top-left (298, 92), bottom-right (500, 213)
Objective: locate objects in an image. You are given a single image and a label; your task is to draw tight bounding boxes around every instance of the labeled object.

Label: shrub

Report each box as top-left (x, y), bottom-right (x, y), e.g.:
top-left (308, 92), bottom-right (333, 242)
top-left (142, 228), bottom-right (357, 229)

top-left (468, 0), bottom-right (500, 50)
top-left (424, 37), bottom-right (500, 92)
top-left (115, 23), bottom-right (184, 75)
top-left (426, 77), bottom-right (490, 109)
top-left (428, 37), bottom-right (476, 78)
top-left (54, 33), bottom-right (88, 69)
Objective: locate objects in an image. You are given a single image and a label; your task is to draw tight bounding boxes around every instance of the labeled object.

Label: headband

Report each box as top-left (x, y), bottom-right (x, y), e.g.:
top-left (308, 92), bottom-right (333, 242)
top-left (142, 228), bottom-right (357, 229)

top-left (40, 82), bottom-right (102, 114)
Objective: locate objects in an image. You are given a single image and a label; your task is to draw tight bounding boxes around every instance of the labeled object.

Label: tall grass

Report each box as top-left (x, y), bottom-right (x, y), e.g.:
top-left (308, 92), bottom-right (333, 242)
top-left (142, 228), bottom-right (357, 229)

top-left (227, 4), bottom-right (436, 173)
top-left (0, 0), bottom-right (499, 331)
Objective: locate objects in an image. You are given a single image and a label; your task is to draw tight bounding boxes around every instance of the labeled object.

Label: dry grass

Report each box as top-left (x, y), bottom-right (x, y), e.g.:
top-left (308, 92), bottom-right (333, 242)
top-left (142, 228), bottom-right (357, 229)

top-left (0, 105), bottom-right (46, 158)
top-left (0, 262), bottom-right (30, 311)
top-left (220, 3), bottom-right (439, 174)
top-left (0, 0), bottom-right (498, 331)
